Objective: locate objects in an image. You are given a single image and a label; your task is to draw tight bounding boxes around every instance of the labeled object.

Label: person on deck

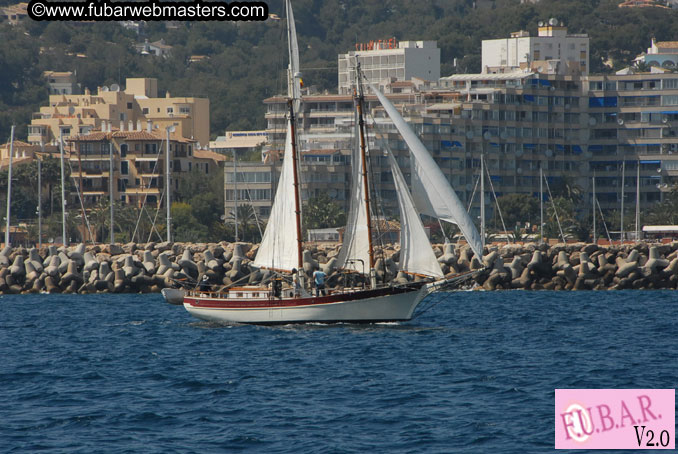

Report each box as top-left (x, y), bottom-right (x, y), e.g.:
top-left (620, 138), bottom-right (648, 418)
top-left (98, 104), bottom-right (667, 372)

top-left (313, 269), bottom-right (327, 297)
top-left (199, 275), bottom-right (210, 292)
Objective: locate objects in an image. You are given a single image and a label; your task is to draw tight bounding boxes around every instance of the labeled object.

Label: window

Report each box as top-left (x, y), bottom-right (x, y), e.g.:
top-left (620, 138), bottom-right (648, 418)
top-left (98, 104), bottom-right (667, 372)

top-left (179, 106), bottom-right (190, 114)
top-left (167, 107), bottom-right (174, 114)
top-left (121, 161), bottom-right (129, 175)
top-left (127, 102), bottom-right (133, 109)
top-left (120, 144), bottom-right (128, 157)
top-left (142, 107), bottom-right (149, 114)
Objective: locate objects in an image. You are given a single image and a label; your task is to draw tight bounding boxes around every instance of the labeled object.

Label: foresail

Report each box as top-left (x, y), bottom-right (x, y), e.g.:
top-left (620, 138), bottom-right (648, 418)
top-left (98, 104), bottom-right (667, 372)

top-left (253, 122), bottom-right (300, 271)
top-left (336, 124), bottom-right (371, 274)
top-left (285, 0), bottom-right (301, 106)
top-left (369, 84), bottom-right (484, 259)
top-left (387, 151), bottom-right (444, 279)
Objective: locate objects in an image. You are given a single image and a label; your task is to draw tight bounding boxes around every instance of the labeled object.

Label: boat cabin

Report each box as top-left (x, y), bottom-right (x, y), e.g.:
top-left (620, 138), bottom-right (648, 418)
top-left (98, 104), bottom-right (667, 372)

top-left (226, 286), bottom-right (295, 299)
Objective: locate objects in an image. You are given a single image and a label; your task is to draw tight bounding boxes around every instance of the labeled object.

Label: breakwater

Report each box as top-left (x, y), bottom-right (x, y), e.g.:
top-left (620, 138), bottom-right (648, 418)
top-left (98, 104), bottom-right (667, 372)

top-left (1, 241), bottom-right (678, 295)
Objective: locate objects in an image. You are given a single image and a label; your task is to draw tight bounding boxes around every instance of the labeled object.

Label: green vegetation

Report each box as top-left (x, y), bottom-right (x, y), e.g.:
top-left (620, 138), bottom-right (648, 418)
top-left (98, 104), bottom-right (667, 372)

top-left (3, 0), bottom-right (678, 139)
top-left (302, 192), bottom-right (346, 232)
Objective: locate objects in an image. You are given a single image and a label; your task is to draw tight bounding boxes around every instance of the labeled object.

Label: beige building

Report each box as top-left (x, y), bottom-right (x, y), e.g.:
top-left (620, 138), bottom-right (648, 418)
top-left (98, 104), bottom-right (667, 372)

top-left (209, 130), bottom-right (268, 157)
top-left (67, 123), bottom-right (221, 211)
top-left (0, 2), bottom-right (28, 25)
top-left (28, 77), bottom-right (209, 147)
top-left (0, 140), bottom-right (58, 171)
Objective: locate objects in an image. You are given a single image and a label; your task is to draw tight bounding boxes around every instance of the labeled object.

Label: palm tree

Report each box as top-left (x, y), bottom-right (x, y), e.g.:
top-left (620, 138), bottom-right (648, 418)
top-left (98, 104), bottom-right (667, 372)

top-left (226, 203), bottom-right (263, 243)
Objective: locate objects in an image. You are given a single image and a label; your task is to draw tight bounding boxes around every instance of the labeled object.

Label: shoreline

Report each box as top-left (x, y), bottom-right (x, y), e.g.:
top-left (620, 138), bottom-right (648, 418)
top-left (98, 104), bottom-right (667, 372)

top-left (1, 240), bottom-right (678, 295)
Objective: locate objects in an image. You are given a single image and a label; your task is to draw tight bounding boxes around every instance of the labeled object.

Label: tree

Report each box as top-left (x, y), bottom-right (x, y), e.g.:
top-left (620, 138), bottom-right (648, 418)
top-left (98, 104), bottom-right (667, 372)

top-left (225, 203), bottom-right (263, 243)
top-left (495, 193), bottom-right (540, 230)
top-left (302, 192), bottom-right (346, 232)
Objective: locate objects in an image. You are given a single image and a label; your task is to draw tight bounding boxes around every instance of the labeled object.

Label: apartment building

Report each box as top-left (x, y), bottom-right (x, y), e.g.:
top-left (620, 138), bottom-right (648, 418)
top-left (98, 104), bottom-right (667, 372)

top-left (28, 77), bottom-right (209, 147)
top-left (66, 121), bottom-right (221, 211)
top-left (227, 26), bottom-right (678, 229)
top-left (338, 40), bottom-right (440, 95)
top-left (481, 21), bottom-right (590, 76)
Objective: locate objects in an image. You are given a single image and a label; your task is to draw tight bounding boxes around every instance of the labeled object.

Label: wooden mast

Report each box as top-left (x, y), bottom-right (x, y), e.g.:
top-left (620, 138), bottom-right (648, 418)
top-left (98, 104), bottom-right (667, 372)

top-left (288, 99), bottom-right (304, 270)
top-left (355, 84), bottom-right (375, 270)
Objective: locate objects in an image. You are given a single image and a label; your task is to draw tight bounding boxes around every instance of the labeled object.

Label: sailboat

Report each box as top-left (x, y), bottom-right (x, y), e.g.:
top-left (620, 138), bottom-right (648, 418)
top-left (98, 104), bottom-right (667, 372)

top-left (181, 1), bottom-right (483, 324)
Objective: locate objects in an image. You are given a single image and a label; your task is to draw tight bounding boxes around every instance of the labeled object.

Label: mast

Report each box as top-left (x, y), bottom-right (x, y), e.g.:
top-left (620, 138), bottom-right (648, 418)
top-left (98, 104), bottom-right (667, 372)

top-left (59, 128), bottom-right (67, 245)
top-left (620, 159), bottom-right (625, 244)
top-left (233, 149), bottom-right (238, 242)
top-left (635, 159), bottom-right (640, 242)
top-left (38, 151), bottom-right (42, 249)
top-left (480, 152), bottom-right (485, 248)
top-left (5, 125), bottom-right (14, 246)
top-left (109, 141), bottom-right (114, 244)
top-left (539, 166), bottom-right (544, 243)
top-left (165, 127), bottom-right (171, 242)
top-left (288, 99), bottom-right (304, 270)
top-left (355, 85), bottom-right (375, 271)
top-left (592, 173), bottom-right (596, 245)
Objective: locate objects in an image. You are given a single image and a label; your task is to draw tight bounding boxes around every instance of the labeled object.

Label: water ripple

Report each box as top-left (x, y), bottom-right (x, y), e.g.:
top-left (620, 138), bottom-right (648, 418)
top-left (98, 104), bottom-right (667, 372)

top-left (0, 291), bottom-right (676, 452)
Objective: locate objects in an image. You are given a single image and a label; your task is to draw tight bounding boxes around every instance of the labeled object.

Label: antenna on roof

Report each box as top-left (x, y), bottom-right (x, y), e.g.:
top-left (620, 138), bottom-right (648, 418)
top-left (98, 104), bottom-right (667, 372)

top-left (102, 86), bottom-right (110, 92)
top-left (110, 83), bottom-right (120, 92)
top-left (538, 21), bottom-right (544, 27)
top-left (549, 17), bottom-right (558, 26)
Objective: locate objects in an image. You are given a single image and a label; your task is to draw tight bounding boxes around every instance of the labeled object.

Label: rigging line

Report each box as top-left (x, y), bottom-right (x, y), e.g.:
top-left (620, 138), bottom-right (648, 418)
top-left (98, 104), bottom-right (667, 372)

top-left (131, 137), bottom-right (164, 242)
top-left (483, 157), bottom-right (511, 243)
top-left (146, 188), bottom-right (166, 243)
top-left (467, 174), bottom-right (479, 212)
top-left (242, 185), bottom-right (265, 241)
top-left (596, 197), bottom-right (613, 243)
top-left (66, 158), bottom-right (95, 244)
top-left (542, 173), bottom-right (567, 243)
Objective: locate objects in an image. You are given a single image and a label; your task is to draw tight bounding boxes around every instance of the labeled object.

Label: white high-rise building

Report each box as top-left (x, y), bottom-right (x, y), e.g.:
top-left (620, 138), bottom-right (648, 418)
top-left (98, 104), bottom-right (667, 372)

top-left (481, 20), bottom-right (590, 76)
top-left (338, 40), bottom-right (440, 94)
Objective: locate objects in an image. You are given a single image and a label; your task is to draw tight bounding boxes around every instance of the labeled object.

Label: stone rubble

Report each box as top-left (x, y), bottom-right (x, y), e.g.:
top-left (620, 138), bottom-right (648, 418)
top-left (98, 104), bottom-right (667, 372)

top-left (2, 241), bottom-right (678, 295)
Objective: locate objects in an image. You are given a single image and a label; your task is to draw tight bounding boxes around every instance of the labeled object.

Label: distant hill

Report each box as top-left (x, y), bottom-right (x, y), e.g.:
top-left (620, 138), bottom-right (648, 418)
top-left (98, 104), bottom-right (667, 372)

top-left (2, 0), bottom-right (678, 140)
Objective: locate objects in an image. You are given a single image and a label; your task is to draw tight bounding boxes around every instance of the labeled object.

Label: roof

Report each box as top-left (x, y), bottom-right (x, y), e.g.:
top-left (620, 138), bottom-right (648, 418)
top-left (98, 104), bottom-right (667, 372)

top-left (441, 71), bottom-right (535, 81)
top-left (193, 148), bottom-right (228, 162)
top-left (655, 41), bottom-right (678, 49)
top-left (150, 40), bottom-right (172, 50)
top-left (643, 225), bottom-right (678, 232)
top-left (1, 140), bottom-right (32, 148)
top-left (43, 70), bottom-right (73, 78)
top-left (68, 131), bottom-right (110, 142)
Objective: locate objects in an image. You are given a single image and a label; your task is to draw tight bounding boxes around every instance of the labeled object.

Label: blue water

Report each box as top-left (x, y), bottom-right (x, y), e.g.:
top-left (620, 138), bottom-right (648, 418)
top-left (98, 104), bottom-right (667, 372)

top-left (1, 291), bottom-right (676, 453)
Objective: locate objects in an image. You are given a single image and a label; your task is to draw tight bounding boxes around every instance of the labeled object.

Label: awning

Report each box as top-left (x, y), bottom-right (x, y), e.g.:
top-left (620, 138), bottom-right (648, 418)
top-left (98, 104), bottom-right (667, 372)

top-left (640, 160), bottom-right (661, 164)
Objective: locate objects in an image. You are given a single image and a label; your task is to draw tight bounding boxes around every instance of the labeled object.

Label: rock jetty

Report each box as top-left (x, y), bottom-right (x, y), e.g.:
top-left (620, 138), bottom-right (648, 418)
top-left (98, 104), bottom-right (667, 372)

top-left (1, 241), bottom-right (678, 295)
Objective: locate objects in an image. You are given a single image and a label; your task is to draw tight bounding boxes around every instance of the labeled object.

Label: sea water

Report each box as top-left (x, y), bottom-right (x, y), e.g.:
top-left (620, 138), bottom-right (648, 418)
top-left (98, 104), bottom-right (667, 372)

top-left (1, 291), bottom-right (676, 453)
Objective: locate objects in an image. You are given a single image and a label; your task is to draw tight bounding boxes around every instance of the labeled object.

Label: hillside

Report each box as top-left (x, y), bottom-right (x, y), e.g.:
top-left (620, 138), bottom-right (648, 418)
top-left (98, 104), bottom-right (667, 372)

top-left (2, 0), bottom-right (678, 140)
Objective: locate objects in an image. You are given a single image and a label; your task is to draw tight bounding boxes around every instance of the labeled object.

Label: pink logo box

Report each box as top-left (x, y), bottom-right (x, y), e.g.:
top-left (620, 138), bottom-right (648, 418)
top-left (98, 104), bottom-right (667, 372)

top-left (555, 389), bottom-right (675, 449)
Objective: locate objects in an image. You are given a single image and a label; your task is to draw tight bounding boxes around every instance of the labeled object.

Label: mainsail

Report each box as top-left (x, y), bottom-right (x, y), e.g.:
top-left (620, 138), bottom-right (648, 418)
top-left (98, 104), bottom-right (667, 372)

top-left (369, 84), bottom-right (484, 259)
top-left (253, 0), bottom-right (302, 271)
top-left (387, 150), bottom-right (444, 278)
top-left (252, 122), bottom-right (300, 271)
top-left (336, 119), bottom-right (372, 274)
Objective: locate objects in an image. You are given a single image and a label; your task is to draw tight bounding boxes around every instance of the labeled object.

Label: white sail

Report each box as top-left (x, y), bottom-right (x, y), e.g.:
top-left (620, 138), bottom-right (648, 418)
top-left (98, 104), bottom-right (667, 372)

top-left (369, 84), bottom-right (484, 259)
top-left (387, 150), bottom-right (444, 278)
top-left (253, 0), bottom-right (302, 271)
top-left (285, 0), bottom-right (301, 106)
top-left (336, 121), bottom-right (372, 274)
top-left (252, 122), bottom-right (300, 271)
